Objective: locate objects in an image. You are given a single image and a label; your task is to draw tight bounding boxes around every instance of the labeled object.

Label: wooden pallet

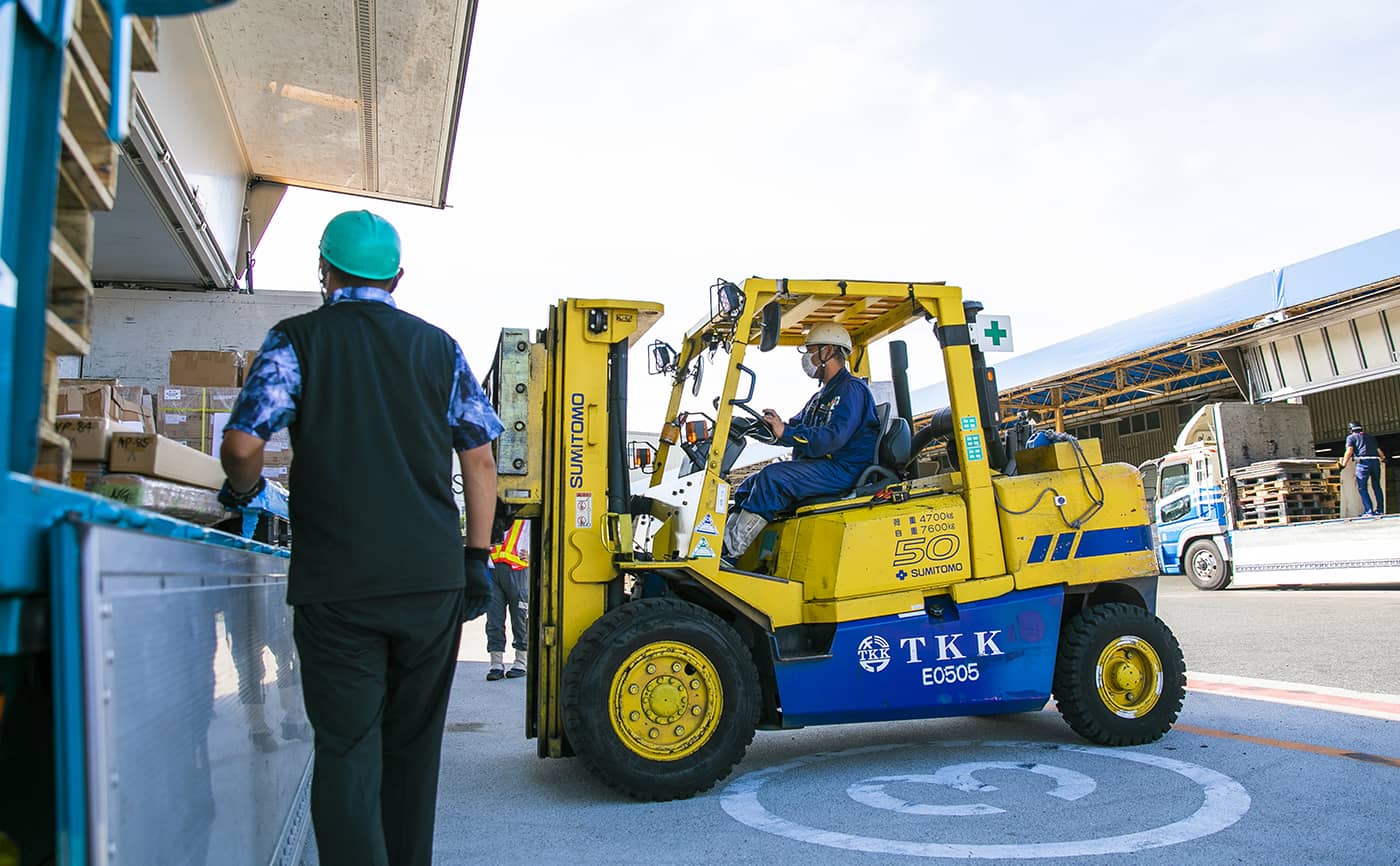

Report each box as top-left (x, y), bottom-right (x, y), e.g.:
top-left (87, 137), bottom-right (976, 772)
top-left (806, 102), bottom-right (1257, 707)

top-left (1238, 493), bottom-right (1338, 508)
top-left (33, 423), bottom-right (73, 485)
top-left (1239, 479), bottom-right (1337, 494)
top-left (1238, 512), bottom-right (1333, 528)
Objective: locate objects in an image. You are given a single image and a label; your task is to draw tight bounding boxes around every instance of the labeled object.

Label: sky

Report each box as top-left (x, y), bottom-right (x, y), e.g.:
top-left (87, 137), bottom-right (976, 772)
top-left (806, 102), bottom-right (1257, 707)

top-left (249, 0), bottom-right (1400, 426)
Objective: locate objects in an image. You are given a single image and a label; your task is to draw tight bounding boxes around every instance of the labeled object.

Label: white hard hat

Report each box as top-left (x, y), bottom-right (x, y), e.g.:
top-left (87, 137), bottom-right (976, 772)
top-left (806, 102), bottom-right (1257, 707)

top-left (803, 322), bottom-right (853, 352)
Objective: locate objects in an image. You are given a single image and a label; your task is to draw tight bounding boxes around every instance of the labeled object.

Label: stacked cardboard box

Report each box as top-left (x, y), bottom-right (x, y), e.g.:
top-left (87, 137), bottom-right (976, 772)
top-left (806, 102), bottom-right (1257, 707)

top-left (162, 349), bottom-right (293, 488)
top-left (56, 378), bottom-right (155, 431)
top-left (169, 349), bottom-right (244, 387)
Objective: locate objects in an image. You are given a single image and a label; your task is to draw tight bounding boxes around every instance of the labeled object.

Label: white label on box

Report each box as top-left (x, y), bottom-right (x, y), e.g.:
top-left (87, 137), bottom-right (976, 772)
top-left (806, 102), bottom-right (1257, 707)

top-left (164, 388), bottom-right (182, 401)
top-left (164, 413), bottom-right (187, 424)
top-left (265, 440), bottom-right (287, 453)
top-left (575, 492), bottom-right (593, 529)
top-left (211, 412), bottom-right (231, 455)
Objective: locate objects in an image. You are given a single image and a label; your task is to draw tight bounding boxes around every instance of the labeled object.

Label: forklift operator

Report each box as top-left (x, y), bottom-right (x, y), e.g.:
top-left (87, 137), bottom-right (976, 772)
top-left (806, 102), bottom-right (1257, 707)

top-left (724, 322), bottom-right (880, 558)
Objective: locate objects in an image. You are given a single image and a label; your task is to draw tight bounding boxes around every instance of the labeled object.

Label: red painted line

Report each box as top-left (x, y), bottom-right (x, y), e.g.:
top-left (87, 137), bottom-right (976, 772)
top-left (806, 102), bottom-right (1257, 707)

top-left (1186, 676), bottom-right (1400, 719)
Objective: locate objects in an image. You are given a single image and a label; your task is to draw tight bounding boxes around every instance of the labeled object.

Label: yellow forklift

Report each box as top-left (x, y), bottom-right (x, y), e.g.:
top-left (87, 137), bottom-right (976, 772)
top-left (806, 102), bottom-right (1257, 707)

top-left (488, 278), bottom-right (1184, 801)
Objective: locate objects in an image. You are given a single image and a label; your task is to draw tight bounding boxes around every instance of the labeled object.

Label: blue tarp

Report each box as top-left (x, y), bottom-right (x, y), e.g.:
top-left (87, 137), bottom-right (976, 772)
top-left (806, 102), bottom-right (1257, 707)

top-left (911, 227), bottom-right (1400, 413)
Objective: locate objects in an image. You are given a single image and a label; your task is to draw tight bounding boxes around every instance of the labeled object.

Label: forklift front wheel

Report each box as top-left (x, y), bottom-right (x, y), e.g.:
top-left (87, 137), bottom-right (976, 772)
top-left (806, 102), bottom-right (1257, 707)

top-left (1052, 602), bottom-right (1185, 747)
top-left (562, 597), bottom-right (760, 800)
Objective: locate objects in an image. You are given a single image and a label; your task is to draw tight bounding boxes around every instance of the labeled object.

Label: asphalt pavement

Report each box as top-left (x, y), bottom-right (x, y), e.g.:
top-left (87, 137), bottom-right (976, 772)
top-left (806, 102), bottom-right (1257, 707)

top-left (409, 574), bottom-right (1400, 865)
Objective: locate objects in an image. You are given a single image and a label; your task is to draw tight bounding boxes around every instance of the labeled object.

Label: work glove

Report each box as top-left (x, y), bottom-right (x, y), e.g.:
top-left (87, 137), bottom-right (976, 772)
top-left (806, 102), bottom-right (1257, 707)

top-left (218, 476), bottom-right (267, 510)
top-left (463, 546), bottom-right (492, 622)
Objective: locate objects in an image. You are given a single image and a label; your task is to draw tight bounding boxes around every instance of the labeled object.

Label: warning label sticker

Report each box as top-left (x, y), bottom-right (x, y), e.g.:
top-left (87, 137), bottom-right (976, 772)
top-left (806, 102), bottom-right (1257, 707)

top-left (692, 537), bottom-right (716, 559)
top-left (696, 514), bottom-right (718, 535)
top-left (715, 482), bottom-right (729, 514)
top-left (575, 492), bottom-right (593, 529)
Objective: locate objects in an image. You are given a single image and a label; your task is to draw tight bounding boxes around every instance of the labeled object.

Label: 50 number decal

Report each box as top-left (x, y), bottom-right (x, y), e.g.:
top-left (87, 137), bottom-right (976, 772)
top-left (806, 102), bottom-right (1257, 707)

top-left (893, 533), bottom-right (961, 567)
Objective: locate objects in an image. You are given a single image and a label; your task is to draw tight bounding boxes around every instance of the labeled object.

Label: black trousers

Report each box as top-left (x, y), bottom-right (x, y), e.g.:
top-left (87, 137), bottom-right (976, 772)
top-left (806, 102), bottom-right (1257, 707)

top-left (293, 589), bottom-right (465, 866)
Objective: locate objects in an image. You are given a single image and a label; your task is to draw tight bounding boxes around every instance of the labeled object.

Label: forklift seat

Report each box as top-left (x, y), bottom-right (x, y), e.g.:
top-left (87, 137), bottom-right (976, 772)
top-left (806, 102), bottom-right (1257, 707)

top-left (786, 403), bottom-right (912, 513)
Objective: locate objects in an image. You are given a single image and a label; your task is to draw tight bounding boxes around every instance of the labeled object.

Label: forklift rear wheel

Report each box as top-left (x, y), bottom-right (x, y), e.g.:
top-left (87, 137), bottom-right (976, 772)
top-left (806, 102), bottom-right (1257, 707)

top-left (1184, 538), bottom-right (1230, 591)
top-left (562, 597), bottom-right (759, 800)
top-left (1052, 602), bottom-right (1185, 746)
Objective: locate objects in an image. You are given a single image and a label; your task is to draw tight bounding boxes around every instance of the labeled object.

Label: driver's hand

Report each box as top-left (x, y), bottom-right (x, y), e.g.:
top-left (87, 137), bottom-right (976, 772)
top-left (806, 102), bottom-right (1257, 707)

top-left (762, 409), bottom-right (785, 438)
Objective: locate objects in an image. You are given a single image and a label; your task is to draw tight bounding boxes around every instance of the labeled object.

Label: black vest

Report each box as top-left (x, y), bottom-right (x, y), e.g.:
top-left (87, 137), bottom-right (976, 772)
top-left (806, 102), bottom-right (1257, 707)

top-left (278, 300), bottom-right (463, 605)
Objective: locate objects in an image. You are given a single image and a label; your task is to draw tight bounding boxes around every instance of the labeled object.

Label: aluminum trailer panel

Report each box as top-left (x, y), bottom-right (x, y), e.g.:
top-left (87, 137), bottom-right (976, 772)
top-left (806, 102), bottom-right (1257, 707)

top-left (1230, 515), bottom-right (1400, 588)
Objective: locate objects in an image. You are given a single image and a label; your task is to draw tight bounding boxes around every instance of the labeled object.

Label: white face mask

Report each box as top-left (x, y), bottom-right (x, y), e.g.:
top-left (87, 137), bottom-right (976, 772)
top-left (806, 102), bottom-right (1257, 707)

top-left (801, 349), bottom-right (822, 379)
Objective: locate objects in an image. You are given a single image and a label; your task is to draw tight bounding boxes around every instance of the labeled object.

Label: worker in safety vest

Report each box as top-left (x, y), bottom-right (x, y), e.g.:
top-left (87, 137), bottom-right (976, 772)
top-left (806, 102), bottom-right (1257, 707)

top-left (485, 519), bottom-right (529, 680)
top-left (220, 210), bottom-right (502, 866)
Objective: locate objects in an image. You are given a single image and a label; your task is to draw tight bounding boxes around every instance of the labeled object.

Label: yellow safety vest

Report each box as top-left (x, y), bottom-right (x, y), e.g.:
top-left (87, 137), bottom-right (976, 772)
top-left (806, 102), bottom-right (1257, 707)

top-left (491, 520), bottom-right (528, 570)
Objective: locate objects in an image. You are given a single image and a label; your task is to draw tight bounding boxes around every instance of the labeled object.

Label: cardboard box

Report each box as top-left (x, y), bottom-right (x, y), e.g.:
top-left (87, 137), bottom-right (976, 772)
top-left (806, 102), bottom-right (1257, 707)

top-left (157, 385), bottom-right (242, 454)
top-left (262, 428), bottom-right (293, 467)
top-left (108, 433), bottom-right (226, 490)
top-left (56, 380), bottom-right (119, 421)
top-left (169, 350), bottom-right (244, 388)
top-left (243, 348), bottom-right (261, 378)
top-left (56, 417), bottom-right (117, 461)
top-left (70, 461), bottom-right (106, 491)
top-left (113, 386), bottom-right (153, 430)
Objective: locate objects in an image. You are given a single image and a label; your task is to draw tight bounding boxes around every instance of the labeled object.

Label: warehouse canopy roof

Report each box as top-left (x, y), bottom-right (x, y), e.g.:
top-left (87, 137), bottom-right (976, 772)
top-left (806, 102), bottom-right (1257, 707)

top-left (911, 227), bottom-right (1400, 423)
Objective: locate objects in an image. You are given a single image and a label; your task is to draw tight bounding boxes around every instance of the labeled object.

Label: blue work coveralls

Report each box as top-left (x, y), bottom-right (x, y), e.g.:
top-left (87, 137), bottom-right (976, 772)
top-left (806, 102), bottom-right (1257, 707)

top-left (734, 368), bottom-right (880, 519)
top-left (1347, 430), bottom-right (1385, 514)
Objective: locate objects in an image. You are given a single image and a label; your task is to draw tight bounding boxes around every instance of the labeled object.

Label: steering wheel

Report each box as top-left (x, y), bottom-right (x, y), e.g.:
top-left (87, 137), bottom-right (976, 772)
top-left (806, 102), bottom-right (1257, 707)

top-left (730, 403), bottom-right (779, 444)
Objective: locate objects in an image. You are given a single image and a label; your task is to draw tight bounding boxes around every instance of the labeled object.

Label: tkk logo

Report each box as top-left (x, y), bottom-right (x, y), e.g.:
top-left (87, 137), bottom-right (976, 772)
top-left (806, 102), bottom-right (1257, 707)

top-left (857, 635), bottom-right (891, 673)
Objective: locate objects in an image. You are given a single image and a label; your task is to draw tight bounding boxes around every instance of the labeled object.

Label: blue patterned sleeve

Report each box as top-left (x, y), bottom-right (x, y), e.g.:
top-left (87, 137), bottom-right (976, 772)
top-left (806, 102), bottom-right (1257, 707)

top-left (227, 329), bottom-right (301, 440)
top-left (450, 342), bottom-right (504, 451)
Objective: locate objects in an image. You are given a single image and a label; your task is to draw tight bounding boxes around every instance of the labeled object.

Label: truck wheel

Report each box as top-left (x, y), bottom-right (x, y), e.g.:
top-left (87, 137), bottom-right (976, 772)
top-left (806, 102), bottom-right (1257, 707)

top-left (562, 597), bottom-right (759, 801)
top-left (1184, 538), bottom-right (1230, 591)
top-left (1052, 602), bottom-right (1186, 747)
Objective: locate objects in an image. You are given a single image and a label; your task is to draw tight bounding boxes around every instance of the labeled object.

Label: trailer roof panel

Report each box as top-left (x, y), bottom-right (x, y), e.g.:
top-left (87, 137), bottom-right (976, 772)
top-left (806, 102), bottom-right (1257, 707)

top-left (197, 0), bottom-right (478, 208)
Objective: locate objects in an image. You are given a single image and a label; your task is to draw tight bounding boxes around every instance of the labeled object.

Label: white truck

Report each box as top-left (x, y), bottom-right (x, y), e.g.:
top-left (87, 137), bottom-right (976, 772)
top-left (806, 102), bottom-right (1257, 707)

top-left (1145, 402), bottom-right (1398, 590)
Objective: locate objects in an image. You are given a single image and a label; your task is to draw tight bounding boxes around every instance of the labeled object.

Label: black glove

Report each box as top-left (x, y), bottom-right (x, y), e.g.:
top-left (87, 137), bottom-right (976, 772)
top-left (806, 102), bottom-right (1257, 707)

top-left (463, 546), bottom-right (492, 622)
top-left (218, 476), bottom-right (267, 510)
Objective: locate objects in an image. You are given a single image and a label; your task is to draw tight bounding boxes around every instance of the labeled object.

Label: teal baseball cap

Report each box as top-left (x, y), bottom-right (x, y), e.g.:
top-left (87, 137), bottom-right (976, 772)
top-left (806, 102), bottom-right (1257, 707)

top-left (319, 210), bottom-right (402, 281)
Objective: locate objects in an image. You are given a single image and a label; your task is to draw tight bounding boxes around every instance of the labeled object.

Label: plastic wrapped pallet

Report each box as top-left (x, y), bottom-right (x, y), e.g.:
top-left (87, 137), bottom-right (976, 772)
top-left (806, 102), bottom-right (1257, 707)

top-left (93, 474), bottom-right (231, 525)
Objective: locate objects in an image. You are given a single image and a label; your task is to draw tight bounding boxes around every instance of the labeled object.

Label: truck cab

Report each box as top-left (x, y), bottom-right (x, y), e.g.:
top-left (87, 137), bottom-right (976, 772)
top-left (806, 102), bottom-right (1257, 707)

top-left (1152, 443), bottom-right (1230, 577)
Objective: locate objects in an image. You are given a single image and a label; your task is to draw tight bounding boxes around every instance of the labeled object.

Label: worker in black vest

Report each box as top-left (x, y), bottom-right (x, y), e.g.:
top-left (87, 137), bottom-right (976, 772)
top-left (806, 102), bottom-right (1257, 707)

top-left (220, 210), bottom-right (503, 866)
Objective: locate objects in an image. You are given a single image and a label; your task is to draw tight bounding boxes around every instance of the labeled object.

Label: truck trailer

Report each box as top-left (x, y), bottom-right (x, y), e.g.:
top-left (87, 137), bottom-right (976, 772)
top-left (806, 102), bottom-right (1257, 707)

top-left (0, 1), bottom-right (479, 863)
top-left (1146, 402), bottom-right (1399, 590)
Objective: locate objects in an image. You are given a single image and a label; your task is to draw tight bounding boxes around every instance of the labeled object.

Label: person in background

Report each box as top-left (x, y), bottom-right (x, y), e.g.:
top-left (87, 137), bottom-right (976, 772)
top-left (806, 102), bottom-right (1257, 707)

top-left (1339, 420), bottom-right (1387, 517)
top-left (485, 518), bottom-right (529, 681)
top-left (219, 210), bottom-right (502, 866)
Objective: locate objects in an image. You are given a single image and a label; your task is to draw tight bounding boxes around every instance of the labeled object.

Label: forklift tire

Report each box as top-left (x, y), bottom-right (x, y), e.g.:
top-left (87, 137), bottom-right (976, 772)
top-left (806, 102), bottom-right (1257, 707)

top-left (1184, 538), bottom-right (1231, 591)
top-left (1052, 602), bottom-right (1185, 747)
top-left (561, 597), bottom-right (760, 801)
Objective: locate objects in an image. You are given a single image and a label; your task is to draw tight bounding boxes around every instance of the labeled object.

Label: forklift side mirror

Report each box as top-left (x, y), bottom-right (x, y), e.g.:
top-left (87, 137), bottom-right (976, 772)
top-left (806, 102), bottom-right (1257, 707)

top-left (759, 301), bottom-right (781, 352)
top-left (691, 354), bottom-right (705, 396)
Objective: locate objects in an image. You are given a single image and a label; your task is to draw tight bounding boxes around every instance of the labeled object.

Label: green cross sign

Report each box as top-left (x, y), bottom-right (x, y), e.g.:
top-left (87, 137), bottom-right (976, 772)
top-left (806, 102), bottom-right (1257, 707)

top-left (971, 315), bottom-right (1014, 353)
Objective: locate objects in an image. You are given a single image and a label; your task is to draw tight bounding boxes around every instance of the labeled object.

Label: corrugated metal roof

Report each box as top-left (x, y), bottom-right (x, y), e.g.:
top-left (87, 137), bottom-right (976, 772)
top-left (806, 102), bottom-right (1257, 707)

top-left (911, 227), bottom-right (1400, 412)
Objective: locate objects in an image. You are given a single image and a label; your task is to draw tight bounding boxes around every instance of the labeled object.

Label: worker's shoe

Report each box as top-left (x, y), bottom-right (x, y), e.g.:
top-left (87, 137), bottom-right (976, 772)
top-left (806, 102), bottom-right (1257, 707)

top-left (487, 651), bottom-right (506, 681)
top-left (506, 650), bottom-right (527, 679)
top-left (723, 511), bottom-right (769, 559)
top-left (281, 720), bottom-right (313, 742)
